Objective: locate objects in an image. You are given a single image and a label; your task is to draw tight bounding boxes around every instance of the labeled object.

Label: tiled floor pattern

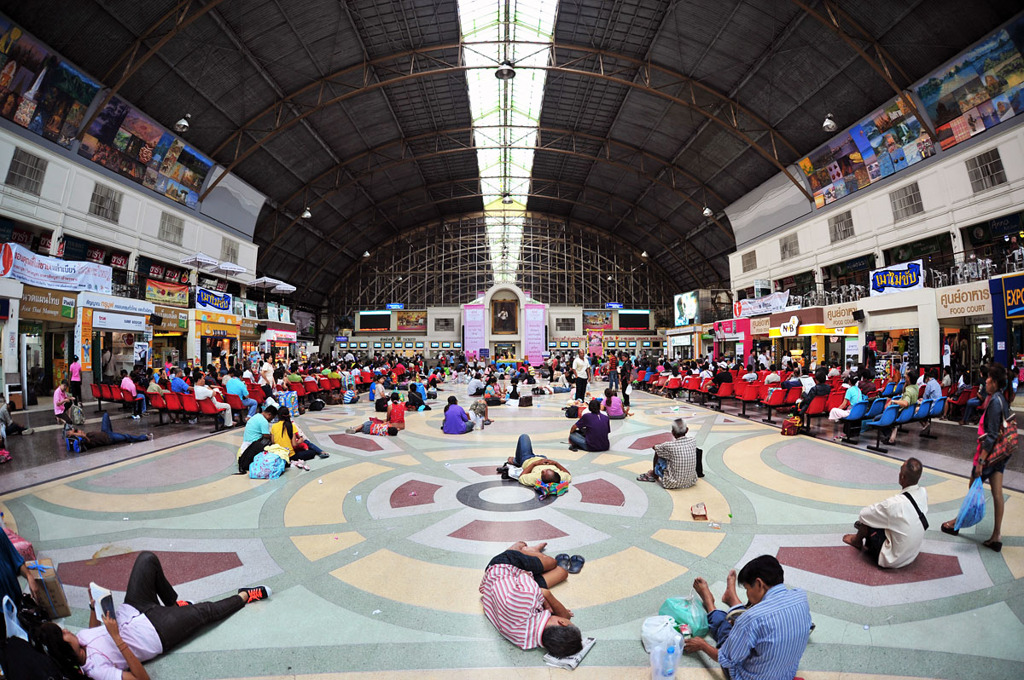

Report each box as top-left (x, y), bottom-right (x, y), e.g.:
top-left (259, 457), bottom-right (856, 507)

top-left (5, 386), bottom-right (1023, 679)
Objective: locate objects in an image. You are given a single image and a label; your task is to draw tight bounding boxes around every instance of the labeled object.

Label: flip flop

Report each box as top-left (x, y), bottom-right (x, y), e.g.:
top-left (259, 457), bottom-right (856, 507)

top-left (940, 522), bottom-right (959, 536)
top-left (555, 553), bottom-right (571, 571)
top-left (568, 555), bottom-right (585, 574)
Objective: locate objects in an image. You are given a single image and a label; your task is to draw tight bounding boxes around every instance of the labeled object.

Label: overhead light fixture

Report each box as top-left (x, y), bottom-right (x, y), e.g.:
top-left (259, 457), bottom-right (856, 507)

top-left (822, 113), bottom-right (838, 133)
top-left (607, 275), bottom-right (613, 281)
top-left (362, 250), bottom-right (371, 258)
top-left (702, 206), bottom-right (713, 218)
top-left (501, 193), bottom-right (513, 204)
top-left (174, 113), bottom-right (191, 134)
top-left (397, 275), bottom-right (403, 281)
top-left (301, 207), bottom-right (312, 219)
top-left (495, 61), bottom-right (516, 80)
top-left (640, 251), bottom-right (648, 258)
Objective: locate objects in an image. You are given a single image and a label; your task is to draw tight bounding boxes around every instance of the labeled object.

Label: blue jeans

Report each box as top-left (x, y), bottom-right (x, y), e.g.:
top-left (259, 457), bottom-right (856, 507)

top-left (707, 604), bottom-right (746, 647)
top-left (962, 397), bottom-right (981, 423)
top-left (240, 397), bottom-right (258, 418)
top-left (553, 386), bottom-right (571, 393)
top-left (513, 434), bottom-right (535, 466)
top-left (101, 412), bottom-right (148, 443)
top-left (569, 431), bottom-right (589, 450)
top-left (609, 371), bottom-right (619, 390)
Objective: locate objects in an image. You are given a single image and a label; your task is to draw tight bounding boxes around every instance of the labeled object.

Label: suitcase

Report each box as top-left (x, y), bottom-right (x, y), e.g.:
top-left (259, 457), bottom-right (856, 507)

top-left (518, 395), bottom-right (533, 407)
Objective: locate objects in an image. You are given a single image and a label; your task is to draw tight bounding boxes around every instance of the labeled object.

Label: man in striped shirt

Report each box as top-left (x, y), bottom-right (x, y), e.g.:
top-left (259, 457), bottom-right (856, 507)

top-left (684, 555), bottom-right (811, 680)
top-left (479, 541), bottom-right (582, 657)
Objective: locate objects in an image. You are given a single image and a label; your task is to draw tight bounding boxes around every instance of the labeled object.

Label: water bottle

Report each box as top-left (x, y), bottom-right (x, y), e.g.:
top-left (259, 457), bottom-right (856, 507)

top-left (650, 633), bottom-right (682, 679)
top-left (661, 644), bottom-right (682, 677)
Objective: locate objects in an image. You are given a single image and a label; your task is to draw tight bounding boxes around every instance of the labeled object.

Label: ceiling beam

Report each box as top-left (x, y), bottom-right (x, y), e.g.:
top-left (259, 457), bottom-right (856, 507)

top-left (199, 41), bottom-right (808, 202)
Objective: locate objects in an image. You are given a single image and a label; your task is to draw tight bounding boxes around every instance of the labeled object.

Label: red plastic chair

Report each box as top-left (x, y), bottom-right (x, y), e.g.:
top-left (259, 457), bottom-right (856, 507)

top-left (90, 383), bottom-right (105, 412)
top-left (197, 397), bottom-right (227, 431)
top-left (801, 395), bottom-right (830, 435)
top-left (181, 394), bottom-right (202, 422)
top-left (163, 392), bottom-right (185, 421)
top-left (761, 386), bottom-right (788, 423)
top-left (225, 393), bottom-right (247, 421)
top-left (710, 381), bottom-right (734, 411)
top-left (148, 393), bottom-right (169, 425)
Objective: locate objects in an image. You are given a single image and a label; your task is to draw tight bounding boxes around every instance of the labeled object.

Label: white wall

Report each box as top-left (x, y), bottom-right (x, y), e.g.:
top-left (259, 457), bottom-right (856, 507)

top-left (0, 129), bottom-right (258, 280)
top-left (547, 306), bottom-right (582, 338)
top-left (729, 122), bottom-right (1024, 294)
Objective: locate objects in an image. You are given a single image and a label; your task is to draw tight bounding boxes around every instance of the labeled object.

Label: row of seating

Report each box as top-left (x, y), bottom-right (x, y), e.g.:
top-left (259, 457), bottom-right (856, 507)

top-left (145, 392), bottom-right (228, 431)
top-left (858, 397), bottom-right (947, 453)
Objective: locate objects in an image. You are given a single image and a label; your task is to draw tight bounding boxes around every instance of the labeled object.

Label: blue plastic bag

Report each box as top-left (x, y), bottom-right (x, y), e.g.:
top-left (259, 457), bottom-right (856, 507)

top-left (954, 477), bottom-right (986, 531)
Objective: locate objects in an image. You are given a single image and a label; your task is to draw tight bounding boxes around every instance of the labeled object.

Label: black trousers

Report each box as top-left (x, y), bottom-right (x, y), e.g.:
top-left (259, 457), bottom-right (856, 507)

top-left (574, 378), bottom-right (588, 401)
top-left (125, 551), bottom-right (244, 653)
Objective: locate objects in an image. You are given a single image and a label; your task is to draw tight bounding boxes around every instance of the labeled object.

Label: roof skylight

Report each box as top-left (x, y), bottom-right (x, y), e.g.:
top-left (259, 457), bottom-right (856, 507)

top-left (458, 0), bottom-right (556, 284)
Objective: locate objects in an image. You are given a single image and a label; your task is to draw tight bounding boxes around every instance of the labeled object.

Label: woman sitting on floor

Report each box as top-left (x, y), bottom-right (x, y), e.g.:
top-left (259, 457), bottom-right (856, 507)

top-left (601, 388), bottom-right (630, 419)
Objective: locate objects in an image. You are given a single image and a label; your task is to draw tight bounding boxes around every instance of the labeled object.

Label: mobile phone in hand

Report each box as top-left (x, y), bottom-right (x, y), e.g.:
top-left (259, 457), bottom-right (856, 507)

top-left (90, 582), bottom-right (115, 620)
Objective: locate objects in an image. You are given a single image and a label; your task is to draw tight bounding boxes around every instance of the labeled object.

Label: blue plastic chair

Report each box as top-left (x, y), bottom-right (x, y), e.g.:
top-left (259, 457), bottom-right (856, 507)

top-left (879, 382), bottom-right (895, 398)
top-left (921, 396), bottom-right (947, 440)
top-left (836, 399), bottom-right (870, 442)
top-left (911, 398), bottom-right (933, 421)
top-left (864, 404), bottom-right (899, 453)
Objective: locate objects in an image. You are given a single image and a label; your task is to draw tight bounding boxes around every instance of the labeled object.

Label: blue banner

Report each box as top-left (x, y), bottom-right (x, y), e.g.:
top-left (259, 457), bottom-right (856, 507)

top-left (869, 259), bottom-right (924, 296)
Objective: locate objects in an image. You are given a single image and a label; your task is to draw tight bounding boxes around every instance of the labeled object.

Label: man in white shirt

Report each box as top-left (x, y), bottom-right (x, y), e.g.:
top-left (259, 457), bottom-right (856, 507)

top-left (258, 356), bottom-right (275, 399)
top-left (572, 349), bottom-right (589, 401)
top-left (757, 351), bottom-right (769, 370)
top-left (843, 458), bottom-right (928, 568)
top-left (193, 376), bottom-right (233, 428)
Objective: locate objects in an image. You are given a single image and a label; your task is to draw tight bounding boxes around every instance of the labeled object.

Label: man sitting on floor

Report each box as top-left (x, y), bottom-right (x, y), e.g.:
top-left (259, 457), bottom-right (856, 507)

top-left (67, 412), bottom-right (149, 450)
top-left (683, 555), bottom-right (812, 680)
top-left (683, 569), bottom-right (747, 658)
top-left (843, 457), bottom-right (928, 568)
top-left (479, 541), bottom-right (583, 657)
top-left (637, 418), bottom-right (702, 488)
top-left (442, 396), bottom-right (474, 434)
top-left (568, 399), bottom-right (610, 452)
top-left (39, 551), bottom-right (269, 680)
top-left (503, 434), bottom-right (572, 490)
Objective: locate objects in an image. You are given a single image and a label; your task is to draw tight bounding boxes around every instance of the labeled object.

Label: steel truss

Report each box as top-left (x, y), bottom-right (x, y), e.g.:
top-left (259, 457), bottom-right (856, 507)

top-left (328, 214), bottom-right (674, 318)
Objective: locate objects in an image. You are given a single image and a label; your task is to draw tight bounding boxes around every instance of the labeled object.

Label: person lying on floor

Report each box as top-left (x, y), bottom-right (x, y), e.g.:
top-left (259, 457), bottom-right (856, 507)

top-left (843, 457), bottom-right (927, 568)
top-left (637, 418), bottom-right (702, 488)
top-left (479, 541), bottom-right (582, 657)
top-left (345, 420), bottom-right (399, 436)
top-left (502, 434), bottom-right (572, 490)
top-left (67, 413), bottom-right (149, 450)
top-left (39, 551), bottom-right (270, 680)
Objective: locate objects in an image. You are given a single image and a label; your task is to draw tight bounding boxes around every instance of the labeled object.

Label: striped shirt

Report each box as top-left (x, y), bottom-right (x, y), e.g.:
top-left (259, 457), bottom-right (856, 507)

top-left (479, 564), bottom-right (551, 649)
top-left (718, 584), bottom-right (811, 680)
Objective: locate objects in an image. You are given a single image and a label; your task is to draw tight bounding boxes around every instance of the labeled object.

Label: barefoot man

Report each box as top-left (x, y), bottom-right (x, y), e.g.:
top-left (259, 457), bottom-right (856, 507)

top-left (479, 541), bottom-right (583, 658)
top-left (683, 555), bottom-right (812, 680)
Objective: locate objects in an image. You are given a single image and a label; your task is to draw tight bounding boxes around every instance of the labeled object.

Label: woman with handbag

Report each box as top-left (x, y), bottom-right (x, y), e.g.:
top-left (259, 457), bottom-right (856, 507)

top-left (941, 363), bottom-right (1011, 552)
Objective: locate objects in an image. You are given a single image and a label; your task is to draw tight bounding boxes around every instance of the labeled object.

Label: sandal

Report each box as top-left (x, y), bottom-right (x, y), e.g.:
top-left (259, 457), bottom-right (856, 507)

top-left (555, 553), bottom-right (571, 571)
top-left (983, 539), bottom-right (1003, 552)
top-left (294, 461), bottom-right (310, 471)
top-left (940, 521), bottom-right (959, 536)
top-left (636, 472), bottom-right (657, 482)
top-left (568, 555), bottom-right (585, 574)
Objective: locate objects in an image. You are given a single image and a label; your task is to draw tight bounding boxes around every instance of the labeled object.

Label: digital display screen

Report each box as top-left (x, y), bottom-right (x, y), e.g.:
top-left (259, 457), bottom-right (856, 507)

top-left (629, 341), bottom-right (637, 347)
top-left (359, 311), bottom-right (391, 331)
top-left (642, 341), bottom-right (651, 347)
top-left (453, 342), bottom-right (462, 348)
top-left (359, 342), bottom-right (368, 348)
top-left (383, 343), bottom-right (392, 348)
top-left (430, 342), bottom-right (440, 348)
top-left (373, 342), bottom-right (382, 348)
top-left (442, 342), bottom-right (451, 348)
top-left (618, 312), bottom-right (650, 330)
top-left (415, 342), bottom-right (424, 348)
top-left (559, 342), bottom-right (569, 347)
top-left (570, 341), bottom-right (580, 348)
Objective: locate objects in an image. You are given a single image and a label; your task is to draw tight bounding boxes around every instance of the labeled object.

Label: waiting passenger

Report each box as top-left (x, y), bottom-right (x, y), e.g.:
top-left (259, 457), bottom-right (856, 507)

top-left (828, 373), bottom-right (865, 440)
top-left (601, 388), bottom-right (629, 419)
top-left (843, 458), bottom-right (928, 568)
top-left (66, 412), bottom-right (149, 450)
top-left (442, 396), bottom-right (474, 434)
top-left (568, 399), bottom-right (610, 452)
top-left (636, 418), bottom-right (702, 487)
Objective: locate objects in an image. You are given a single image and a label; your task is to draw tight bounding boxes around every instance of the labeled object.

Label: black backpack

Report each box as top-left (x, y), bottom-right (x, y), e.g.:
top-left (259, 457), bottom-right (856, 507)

top-left (308, 399), bottom-right (326, 411)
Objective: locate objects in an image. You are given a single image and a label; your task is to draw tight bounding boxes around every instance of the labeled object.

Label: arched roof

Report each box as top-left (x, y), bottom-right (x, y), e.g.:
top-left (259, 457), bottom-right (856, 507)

top-left (9, 0), bottom-right (1021, 303)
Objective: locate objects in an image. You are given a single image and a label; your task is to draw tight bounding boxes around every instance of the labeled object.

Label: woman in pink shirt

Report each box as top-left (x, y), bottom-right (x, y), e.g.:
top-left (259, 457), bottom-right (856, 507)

top-left (68, 355), bottom-right (83, 403)
top-left (120, 370), bottom-right (143, 419)
top-left (53, 379), bottom-right (74, 428)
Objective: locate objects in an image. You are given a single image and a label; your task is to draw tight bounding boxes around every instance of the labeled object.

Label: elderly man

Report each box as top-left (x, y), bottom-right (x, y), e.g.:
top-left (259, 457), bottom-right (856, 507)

top-left (843, 458), bottom-right (928, 568)
top-left (479, 541), bottom-right (583, 657)
top-left (636, 418), bottom-right (702, 487)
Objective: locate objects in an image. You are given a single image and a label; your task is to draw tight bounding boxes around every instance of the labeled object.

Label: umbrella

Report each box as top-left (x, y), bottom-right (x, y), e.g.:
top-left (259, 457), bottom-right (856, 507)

top-left (272, 283), bottom-right (296, 294)
top-left (247, 276), bottom-right (285, 289)
top-left (215, 261), bottom-right (247, 276)
top-left (179, 252), bottom-right (219, 269)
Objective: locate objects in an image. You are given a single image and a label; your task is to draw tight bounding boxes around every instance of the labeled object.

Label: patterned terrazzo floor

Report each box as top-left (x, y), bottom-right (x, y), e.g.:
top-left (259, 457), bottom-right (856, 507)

top-left (6, 385), bottom-right (1024, 679)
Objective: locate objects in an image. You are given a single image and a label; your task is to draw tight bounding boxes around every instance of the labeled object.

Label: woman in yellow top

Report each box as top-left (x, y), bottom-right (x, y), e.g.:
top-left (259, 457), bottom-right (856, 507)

top-left (270, 411), bottom-right (317, 471)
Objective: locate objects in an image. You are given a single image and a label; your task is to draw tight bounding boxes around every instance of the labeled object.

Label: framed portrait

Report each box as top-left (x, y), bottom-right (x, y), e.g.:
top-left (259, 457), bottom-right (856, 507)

top-left (491, 299), bottom-right (518, 335)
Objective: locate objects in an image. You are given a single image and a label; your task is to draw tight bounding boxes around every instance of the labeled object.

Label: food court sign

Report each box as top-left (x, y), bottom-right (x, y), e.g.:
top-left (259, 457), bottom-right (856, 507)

top-left (869, 259), bottom-right (924, 296)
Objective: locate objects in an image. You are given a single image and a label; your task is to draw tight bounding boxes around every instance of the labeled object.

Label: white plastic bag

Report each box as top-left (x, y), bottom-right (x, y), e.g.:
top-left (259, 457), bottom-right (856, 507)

top-left (3, 595), bottom-right (28, 641)
top-left (641, 615), bottom-right (677, 653)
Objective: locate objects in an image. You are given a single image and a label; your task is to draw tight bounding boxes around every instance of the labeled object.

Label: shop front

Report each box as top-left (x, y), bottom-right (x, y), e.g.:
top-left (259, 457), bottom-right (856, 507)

top-left (934, 280), bottom-right (992, 374)
top-left (823, 302), bottom-right (862, 366)
top-left (191, 309), bottom-right (240, 370)
top-left (712, 318), bottom-right (749, 363)
top-left (769, 307), bottom-right (859, 371)
top-left (857, 288), bottom-right (939, 375)
top-left (262, 322), bottom-right (297, 361)
top-left (150, 305), bottom-right (190, 370)
top-left (77, 292), bottom-right (154, 387)
top-left (748, 316), bottom-right (771, 366)
top-left (19, 285), bottom-right (76, 404)
top-left (240, 317), bottom-right (263, 361)
top-left (666, 326), bottom-right (696, 360)
top-left (989, 273), bottom-right (1024, 370)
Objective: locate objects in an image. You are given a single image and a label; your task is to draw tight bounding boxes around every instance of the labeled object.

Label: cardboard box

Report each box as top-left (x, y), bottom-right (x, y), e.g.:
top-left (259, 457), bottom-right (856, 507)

top-left (26, 559), bottom-right (70, 618)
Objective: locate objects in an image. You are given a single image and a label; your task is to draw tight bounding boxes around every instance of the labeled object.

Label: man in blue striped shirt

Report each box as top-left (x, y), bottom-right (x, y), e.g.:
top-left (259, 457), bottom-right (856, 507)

top-left (689, 555), bottom-right (811, 680)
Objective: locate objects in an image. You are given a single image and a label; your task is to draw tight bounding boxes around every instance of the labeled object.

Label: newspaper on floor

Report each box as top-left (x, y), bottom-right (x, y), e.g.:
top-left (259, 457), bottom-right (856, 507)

top-left (543, 636), bottom-right (596, 670)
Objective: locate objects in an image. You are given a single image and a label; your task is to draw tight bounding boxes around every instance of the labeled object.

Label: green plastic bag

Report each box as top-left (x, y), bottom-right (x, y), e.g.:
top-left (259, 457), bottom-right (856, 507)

top-left (659, 593), bottom-right (709, 638)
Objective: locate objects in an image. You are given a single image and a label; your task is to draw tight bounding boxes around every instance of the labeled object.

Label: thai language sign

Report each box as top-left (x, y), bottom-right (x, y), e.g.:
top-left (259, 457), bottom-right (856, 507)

top-left (733, 291), bottom-right (790, 317)
top-left (463, 304), bottom-right (486, 359)
top-left (196, 286), bottom-right (232, 311)
top-left (0, 242), bottom-right (111, 293)
top-left (523, 304), bottom-right (546, 362)
top-left (870, 259), bottom-right (924, 296)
